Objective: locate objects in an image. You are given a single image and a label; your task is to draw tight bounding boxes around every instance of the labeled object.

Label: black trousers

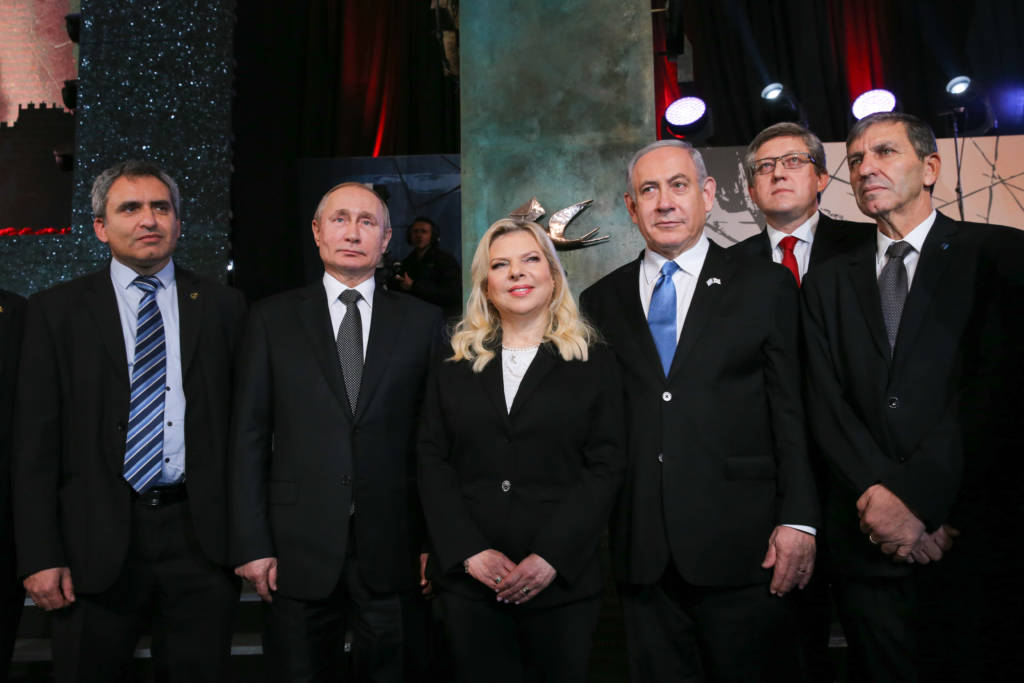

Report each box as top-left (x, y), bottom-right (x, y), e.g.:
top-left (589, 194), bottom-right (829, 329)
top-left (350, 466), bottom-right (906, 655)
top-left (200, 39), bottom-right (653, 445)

top-left (50, 498), bottom-right (239, 683)
top-left (0, 572), bottom-right (23, 683)
top-left (264, 529), bottom-right (410, 683)
top-left (620, 563), bottom-right (799, 683)
top-left (441, 591), bottom-right (602, 683)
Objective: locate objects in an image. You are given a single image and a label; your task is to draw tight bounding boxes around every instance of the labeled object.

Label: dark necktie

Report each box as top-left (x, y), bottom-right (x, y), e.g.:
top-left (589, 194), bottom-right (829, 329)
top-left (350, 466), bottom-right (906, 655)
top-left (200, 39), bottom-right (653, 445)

top-left (123, 275), bottom-right (166, 493)
top-left (336, 289), bottom-right (363, 414)
top-left (779, 235), bottom-right (801, 285)
top-left (648, 260), bottom-right (681, 376)
top-left (878, 241), bottom-right (913, 353)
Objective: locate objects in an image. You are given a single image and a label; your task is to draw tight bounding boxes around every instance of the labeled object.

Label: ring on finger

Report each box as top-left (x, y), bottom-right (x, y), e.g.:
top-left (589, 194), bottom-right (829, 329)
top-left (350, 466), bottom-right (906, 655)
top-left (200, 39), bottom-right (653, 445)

top-left (521, 587), bottom-right (531, 595)
top-left (494, 576), bottom-right (502, 584)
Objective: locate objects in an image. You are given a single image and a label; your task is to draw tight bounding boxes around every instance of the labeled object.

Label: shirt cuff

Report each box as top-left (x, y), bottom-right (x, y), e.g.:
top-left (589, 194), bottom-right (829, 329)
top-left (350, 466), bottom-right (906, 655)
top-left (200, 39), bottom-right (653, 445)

top-left (783, 524), bottom-right (816, 536)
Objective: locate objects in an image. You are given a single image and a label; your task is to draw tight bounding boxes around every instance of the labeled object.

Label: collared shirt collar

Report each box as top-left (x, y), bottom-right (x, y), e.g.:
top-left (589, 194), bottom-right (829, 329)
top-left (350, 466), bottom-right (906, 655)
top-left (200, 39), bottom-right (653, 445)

top-left (766, 211), bottom-right (819, 251)
top-left (110, 257), bottom-right (176, 291)
top-left (641, 232), bottom-right (710, 285)
top-left (875, 209), bottom-right (936, 258)
top-left (323, 271), bottom-right (376, 308)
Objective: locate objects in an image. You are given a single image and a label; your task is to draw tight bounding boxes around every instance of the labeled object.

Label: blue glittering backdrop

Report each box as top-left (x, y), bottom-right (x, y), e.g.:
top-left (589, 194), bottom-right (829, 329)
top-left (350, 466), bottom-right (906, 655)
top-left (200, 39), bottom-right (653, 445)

top-left (0, 0), bottom-right (235, 296)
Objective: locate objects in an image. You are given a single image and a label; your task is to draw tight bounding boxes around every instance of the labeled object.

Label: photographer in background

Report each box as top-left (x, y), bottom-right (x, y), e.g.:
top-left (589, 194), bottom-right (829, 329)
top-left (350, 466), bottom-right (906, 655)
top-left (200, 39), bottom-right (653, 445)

top-left (393, 216), bottom-right (462, 320)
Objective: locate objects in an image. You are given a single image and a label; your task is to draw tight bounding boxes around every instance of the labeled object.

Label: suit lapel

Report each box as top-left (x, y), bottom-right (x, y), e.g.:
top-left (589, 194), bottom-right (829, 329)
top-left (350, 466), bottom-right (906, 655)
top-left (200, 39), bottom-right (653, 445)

top-left (669, 242), bottom-right (733, 379)
top-left (508, 343), bottom-right (558, 418)
top-left (175, 267), bottom-right (202, 379)
top-left (297, 283), bottom-right (352, 417)
top-left (754, 230), bottom-right (772, 261)
top-left (809, 213), bottom-right (838, 269)
top-left (83, 268), bottom-right (130, 386)
top-left (356, 289), bottom-right (402, 420)
top-left (610, 259), bottom-right (665, 379)
top-left (893, 214), bottom-right (958, 361)
top-left (848, 240), bottom-right (890, 359)
top-left (479, 348), bottom-right (512, 427)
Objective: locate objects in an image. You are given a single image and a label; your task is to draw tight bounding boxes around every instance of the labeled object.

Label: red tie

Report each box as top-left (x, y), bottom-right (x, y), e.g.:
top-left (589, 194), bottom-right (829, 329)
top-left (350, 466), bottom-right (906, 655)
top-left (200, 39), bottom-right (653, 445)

top-left (779, 235), bottom-right (800, 286)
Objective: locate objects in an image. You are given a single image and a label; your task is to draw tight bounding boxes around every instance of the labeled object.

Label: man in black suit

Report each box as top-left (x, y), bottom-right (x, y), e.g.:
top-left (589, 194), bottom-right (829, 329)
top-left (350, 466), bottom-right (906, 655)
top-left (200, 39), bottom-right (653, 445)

top-left (12, 160), bottom-right (246, 682)
top-left (392, 216), bottom-right (462, 320)
top-left (231, 182), bottom-right (442, 682)
top-left (733, 122), bottom-right (874, 281)
top-left (734, 123), bottom-right (874, 682)
top-left (802, 112), bottom-right (1024, 680)
top-left (0, 289), bottom-right (25, 677)
top-left (581, 140), bottom-right (819, 682)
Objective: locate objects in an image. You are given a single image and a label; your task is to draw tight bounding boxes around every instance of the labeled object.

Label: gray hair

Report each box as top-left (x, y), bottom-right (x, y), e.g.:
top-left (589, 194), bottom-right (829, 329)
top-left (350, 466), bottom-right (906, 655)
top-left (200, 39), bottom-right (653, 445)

top-left (312, 181), bottom-right (391, 235)
top-left (743, 122), bottom-right (827, 184)
top-left (626, 139), bottom-right (708, 198)
top-left (91, 160), bottom-right (181, 219)
top-left (846, 112), bottom-right (937, 160)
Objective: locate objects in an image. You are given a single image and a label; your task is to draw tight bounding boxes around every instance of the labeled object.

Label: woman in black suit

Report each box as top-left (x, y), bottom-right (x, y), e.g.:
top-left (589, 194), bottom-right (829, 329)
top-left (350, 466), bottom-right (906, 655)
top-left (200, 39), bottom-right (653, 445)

top-left (417, 217), bottom-right (626, 683)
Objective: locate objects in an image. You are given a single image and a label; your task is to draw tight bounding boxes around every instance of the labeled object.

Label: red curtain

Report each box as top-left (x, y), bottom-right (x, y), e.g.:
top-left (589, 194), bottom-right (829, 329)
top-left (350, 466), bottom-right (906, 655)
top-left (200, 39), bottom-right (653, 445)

top-left (834, 0), bottom-right (889, 103)
top-left (653, 2), bottom-right (681, 138)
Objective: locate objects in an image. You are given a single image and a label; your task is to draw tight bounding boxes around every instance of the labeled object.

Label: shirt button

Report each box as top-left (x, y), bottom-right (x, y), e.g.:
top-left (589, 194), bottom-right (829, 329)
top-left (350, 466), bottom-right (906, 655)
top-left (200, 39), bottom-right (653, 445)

top-left (662, 391), bottom-right (672, 402)
top-left (657, 453), bottom-right (664, 463)
top-left (164, 457), bottom-right (170, 463)
top-left (887, 396), bottom-right (900, 408)
top-left (166, 421), bottom-right (173, 426)
top-left (165, 386), bottom-right (171, 392)
top-left (501, 480), bottom-right (511, 493)
top-left (341, 475), bottom-right (352, 485)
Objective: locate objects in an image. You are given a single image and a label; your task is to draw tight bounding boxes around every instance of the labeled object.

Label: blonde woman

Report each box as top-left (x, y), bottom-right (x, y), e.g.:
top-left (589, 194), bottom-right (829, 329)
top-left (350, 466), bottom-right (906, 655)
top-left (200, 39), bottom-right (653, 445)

top-left (417, 218), bottom-right (626, 683)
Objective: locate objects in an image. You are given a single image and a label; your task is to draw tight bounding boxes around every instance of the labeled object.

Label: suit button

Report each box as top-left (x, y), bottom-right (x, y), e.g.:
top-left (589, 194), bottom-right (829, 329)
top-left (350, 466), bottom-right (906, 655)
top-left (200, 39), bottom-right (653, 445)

top-left (657, 453), bottom-right (664, 463)
top-left (662, 391), bottom-right (672, 402)
top-left (116, 422), bottom-right (125, 432)
top-left (341, 475), bottom-right (352, 485)
top-left (887, 396), bottom-right (900, 409)
top-left (501, 480), bottom-right (511, 493)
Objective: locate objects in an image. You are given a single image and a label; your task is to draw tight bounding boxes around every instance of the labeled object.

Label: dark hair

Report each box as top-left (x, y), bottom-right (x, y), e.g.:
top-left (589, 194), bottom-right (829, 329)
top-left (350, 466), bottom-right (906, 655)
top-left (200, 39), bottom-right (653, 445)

top-left (91, 160), bottom-right (181, 219)
top-left (407, 216), bottom-right (440, 246)
top-left (846, 112), bottom-right (937, 160)
top-left (744, 122), bottom-right (827, 184)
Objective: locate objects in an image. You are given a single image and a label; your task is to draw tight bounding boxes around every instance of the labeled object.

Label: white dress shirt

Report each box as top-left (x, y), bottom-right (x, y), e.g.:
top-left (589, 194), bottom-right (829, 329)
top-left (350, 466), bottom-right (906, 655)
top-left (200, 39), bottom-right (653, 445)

top-left (323, 272), bottom-right (376, 360)
top-left (874, 210), bottom-right (936, 286)
top-left (766, 212), bottom-right (819, 281)
top-left (110, 258), bottom-right (185, 485)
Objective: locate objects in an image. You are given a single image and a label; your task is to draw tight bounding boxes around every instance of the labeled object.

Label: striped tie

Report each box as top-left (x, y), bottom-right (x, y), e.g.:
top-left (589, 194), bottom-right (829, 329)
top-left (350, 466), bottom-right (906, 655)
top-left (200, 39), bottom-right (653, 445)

top-left (123, 275), bottom-right (166, 493)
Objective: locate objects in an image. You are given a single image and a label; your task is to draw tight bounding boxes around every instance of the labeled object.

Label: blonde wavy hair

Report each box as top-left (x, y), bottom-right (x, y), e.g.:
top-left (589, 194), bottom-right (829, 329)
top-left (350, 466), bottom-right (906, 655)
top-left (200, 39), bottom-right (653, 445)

top-left (449, 218), bottom-right (595, 372)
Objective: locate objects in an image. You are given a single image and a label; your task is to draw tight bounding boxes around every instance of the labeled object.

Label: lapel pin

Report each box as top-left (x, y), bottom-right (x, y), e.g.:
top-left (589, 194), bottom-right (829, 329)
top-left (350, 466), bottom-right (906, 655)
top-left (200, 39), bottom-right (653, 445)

top-left (190, 291), bottom-right (199, 300)
top-left (941, 242), bottom-right (950, 250)
top-left (706, 277), bottom-right (721, 287)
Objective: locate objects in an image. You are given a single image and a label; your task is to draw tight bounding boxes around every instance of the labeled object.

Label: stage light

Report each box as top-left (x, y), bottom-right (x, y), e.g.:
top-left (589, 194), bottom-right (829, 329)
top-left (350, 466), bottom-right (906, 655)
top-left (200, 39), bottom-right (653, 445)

top-left (665, 97), bottom-right (707, 126)
top-left (851, 89), bottom-right (897, 119)
top-left (946, 76), bottom-right (971, 95)
top-left (662, 96), bottom-right (713, 143)
top-left (761, 83), bottom-right (784, 100)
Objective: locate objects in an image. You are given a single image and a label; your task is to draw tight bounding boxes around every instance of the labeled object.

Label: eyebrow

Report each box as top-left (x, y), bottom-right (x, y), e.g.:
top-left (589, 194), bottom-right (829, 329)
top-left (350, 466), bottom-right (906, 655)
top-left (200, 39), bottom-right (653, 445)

top-left (115, 199), bottom-right (171, 212)
top-left (640, 173), bottom-right (689, 187)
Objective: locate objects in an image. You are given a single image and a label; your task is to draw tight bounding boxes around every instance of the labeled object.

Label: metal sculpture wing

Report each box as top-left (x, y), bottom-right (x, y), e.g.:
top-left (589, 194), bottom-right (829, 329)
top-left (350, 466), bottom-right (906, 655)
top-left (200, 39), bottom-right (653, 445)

top-left (506, 197), bottom-right (609, 251)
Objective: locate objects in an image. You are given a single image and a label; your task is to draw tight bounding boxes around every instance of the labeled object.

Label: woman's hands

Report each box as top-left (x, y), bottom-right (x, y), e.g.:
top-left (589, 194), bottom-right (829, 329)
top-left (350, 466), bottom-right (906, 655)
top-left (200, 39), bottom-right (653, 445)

top-left (463, 550), bottom-right (557, 605)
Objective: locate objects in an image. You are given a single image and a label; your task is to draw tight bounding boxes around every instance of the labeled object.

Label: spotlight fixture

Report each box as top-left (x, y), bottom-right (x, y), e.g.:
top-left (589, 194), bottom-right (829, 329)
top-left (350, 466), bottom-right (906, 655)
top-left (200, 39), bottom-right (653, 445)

top-left (761, 83), bottom-right (784, 100)
top-left (759, 83), bottom-right (804, 127)
top-left (662, 96), bottom-right (713, 143)
top-left (851, 89), bottom-right (897, 119)
top-left (945, 76), bottom-right (971, 95)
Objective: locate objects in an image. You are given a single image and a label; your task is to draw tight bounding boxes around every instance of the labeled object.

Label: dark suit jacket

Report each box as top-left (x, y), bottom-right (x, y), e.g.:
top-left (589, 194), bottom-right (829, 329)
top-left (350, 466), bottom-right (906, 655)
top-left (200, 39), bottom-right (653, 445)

top-left (730, 212), bottom-right (876, 270)
top-left (581, 241), bottom-right (817, 588)
top-left (801, 212), bottom-right (1018, 578)
top-left (417, 344), bottom-right (625, 609)
top-left (13, 266), bottom-right (246, 592)
top-left (230, 283), bottom-right (442, 600)
top-left (1, 291), bottom-right (26, 584)
top-left (400, 245), bottom-right (462, 319)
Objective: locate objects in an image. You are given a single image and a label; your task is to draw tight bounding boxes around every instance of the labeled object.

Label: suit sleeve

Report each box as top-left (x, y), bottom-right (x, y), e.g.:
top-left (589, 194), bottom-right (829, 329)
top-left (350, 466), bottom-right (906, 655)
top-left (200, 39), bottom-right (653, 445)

top-left (762, 270), bottom-right (819, 527)
top-left (529, 348), bottom-right (627, 583)
top-left (229, 304), bottom-right (277, 564)
top-left (416, 361), bottom-right (492, 574)
top-left (12, 296), bottom-right (67, 576)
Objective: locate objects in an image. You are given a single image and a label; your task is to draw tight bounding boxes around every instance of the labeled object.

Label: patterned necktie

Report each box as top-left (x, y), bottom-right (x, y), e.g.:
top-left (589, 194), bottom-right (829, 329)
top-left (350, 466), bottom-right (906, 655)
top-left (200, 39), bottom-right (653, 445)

top-left (123, 275), bottom-right (166, 493)
top-left (878, 241), bottom-right (913, 353)
top-left (648, 260), bottom-right (681, 376)
top-left (336, 289), bottom-right (363, 414)
top-left (779, 235), bottom-right (801, 285)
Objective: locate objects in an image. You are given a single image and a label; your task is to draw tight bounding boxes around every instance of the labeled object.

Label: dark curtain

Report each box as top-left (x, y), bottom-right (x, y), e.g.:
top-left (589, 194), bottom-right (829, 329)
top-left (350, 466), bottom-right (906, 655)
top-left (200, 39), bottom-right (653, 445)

top-left (231, 0), bottom-right (458, 300)
top-left (662, 0), bottom-right (1024, 146)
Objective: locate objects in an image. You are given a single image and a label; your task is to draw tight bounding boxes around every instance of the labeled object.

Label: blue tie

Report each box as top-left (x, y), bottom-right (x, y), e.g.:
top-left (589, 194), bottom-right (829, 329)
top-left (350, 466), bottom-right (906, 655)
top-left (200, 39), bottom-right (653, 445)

top-left (648, 260), bottom-right (680, 376)
top-left (123, 275), bottom-right (167, 493)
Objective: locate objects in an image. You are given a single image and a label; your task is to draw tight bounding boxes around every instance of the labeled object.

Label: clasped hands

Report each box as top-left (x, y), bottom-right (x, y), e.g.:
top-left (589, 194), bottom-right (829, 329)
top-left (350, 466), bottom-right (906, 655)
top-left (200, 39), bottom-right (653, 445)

top-left (857, 484), bottom-right (958, 564)
top-left (464, 549), bottom-right (556, 605)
